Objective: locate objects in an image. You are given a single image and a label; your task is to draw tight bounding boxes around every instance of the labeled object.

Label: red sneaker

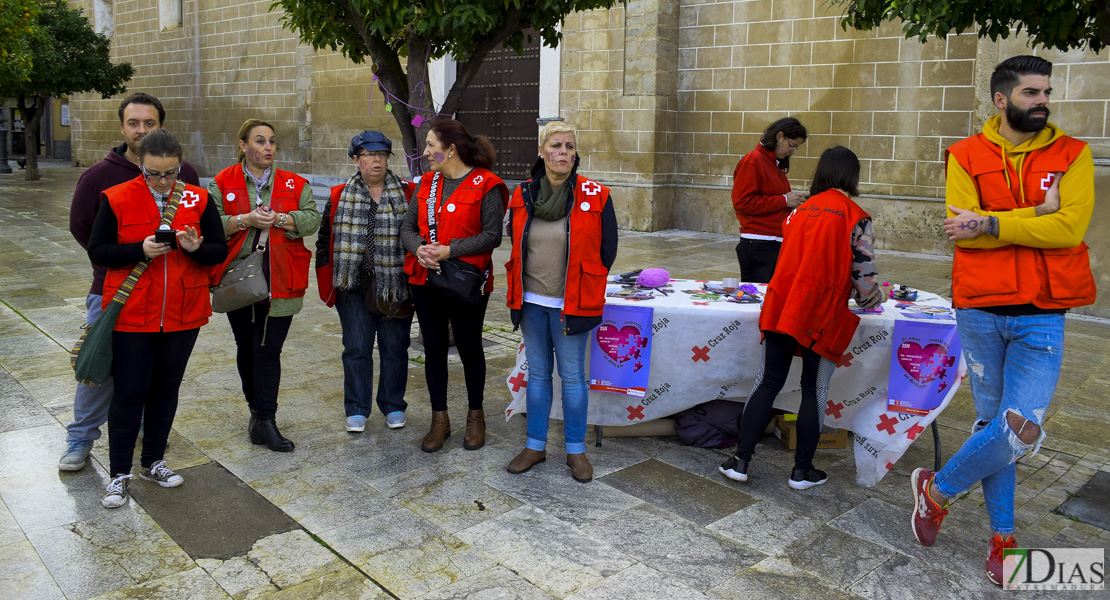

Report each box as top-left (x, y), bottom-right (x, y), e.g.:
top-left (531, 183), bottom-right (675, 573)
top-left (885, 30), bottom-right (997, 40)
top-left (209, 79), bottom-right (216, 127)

top-left (986, 534), bottom-right (1018, 586)
top-left (910, 468), bottom-right (949, 546)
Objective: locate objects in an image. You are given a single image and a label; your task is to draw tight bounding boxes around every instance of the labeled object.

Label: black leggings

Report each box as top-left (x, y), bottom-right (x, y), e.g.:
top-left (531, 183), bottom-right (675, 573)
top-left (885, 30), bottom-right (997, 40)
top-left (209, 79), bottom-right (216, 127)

top-left (735, 330), bottom-right (836, 471)
top-left (227, 302), bottom-right (293, 420)
top-left (108, 329), bottom-right (199, 475)
top-left (411, 285), bottom-right (489, 412)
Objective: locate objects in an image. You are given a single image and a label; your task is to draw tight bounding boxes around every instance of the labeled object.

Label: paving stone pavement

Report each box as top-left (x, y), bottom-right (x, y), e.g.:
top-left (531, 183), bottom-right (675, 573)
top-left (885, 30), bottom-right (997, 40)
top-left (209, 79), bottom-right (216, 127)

top-left (1, 165), bottom-right (1108, 599)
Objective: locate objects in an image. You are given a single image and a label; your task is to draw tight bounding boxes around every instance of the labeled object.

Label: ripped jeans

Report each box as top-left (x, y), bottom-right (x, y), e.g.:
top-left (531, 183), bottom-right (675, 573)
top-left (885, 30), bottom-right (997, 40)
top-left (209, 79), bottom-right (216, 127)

top-left (933, 308), bottom-right (1065, 534)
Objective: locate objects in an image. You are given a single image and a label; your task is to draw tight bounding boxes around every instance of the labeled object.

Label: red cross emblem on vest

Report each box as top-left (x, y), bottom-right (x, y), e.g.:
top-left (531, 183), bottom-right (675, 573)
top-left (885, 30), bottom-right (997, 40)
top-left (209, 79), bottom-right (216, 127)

top-left (181, 190), bottom-right (200, 208)
top-left (472, 175), bottom-right (484, 185)
top-left (581, 181), bottom-right (601, 196)
top-left (1040, 173), bottom-right (1055, 191)
top-left (285, 178), bottom-right (295, 190)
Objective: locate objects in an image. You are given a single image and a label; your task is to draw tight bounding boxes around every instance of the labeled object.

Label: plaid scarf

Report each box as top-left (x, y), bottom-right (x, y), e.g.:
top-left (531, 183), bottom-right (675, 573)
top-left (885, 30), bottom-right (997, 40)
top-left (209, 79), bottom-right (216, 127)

top-left (332, 170), bottom-right (410, 305)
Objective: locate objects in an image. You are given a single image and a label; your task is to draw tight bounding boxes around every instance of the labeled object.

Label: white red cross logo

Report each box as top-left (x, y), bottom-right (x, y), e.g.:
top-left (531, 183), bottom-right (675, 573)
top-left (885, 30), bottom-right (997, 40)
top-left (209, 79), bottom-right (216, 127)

top-left (1040, 173), bottom-right (1055, 191)
top-left (181, 190), bottom-right (201, 208)
top-left (581, 181), bottom-right (601, 196)
top-left (285, 178), bottom-right (295, 190)
top-left (472, 175), bottom-right (484, 185)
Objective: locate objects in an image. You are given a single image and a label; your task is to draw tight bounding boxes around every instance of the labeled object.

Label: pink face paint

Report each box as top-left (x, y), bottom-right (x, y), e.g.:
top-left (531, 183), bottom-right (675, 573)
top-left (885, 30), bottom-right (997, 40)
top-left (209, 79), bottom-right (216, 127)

top-left (433, 152), bottom-right (446, 163)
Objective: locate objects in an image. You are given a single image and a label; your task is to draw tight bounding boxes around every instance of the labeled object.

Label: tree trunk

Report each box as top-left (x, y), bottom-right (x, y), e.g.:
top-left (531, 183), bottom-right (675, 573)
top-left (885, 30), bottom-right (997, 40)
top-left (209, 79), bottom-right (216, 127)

top-left (16, 95), bottom-right (43, 181)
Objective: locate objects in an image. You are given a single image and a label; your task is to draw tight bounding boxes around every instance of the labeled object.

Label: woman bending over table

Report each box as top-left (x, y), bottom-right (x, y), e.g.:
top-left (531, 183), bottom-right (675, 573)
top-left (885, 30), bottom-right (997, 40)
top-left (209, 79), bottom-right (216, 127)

top-left (400, 119), bottom-right (508, 453)
top-left (209, 119), bottom-right (320, 452)
top-left (503, 121), bottom-right (618, 482)
top-left (720, 146), bottom-right (882, 490)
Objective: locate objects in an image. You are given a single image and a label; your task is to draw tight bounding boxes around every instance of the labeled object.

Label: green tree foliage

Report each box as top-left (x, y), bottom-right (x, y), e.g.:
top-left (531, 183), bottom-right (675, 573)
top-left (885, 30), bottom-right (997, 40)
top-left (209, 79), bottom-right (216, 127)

top-left (0, 0), bottom-right (41, 83)
top-left (271, 0), bottom-right (622, 175)
top-left (0, 0), bottom-right (133, 180)
top-left (834, 0), bottom-right (1110, 53)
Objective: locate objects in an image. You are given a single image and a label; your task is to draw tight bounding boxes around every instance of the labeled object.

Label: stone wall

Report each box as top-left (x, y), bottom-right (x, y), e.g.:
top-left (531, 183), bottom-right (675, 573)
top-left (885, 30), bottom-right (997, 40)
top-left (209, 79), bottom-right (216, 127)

top-left (68, 0), bottom-right (405, 179)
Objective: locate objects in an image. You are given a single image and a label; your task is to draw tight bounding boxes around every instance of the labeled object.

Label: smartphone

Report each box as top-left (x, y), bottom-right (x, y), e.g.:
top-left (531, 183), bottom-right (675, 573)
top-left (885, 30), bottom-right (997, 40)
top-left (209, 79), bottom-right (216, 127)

top-left (154, 226), bottom-right (178, 250)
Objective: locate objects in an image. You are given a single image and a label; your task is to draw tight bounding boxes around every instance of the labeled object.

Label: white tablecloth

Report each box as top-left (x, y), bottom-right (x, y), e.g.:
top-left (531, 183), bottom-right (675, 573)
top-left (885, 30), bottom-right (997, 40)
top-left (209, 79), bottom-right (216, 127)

top-left (505, 279), bottom-right (966, 486)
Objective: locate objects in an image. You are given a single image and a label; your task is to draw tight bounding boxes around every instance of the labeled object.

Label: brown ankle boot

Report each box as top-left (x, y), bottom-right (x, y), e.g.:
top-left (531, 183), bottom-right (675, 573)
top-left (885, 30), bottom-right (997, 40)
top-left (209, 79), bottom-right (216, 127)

top-left (463, 409), bottom-right (486, 450)
top-left (507, 448), bottom-right (546, 474)
top-left (421, 411), bottom-right (450, 452)
top-left (566, 453), bottom-right (593, 482)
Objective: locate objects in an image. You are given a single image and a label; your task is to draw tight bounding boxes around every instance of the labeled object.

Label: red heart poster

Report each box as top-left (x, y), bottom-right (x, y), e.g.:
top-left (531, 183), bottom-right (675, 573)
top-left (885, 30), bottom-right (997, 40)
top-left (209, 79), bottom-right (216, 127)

top-left (887, 319), bottom-right (962, 416)
top-left (589, 304), bottom-right (654, 397)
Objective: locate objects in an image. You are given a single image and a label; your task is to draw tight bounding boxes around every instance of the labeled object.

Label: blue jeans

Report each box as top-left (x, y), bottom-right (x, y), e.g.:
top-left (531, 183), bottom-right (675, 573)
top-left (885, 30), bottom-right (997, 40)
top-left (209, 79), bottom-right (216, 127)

top-left (66, 294), bottom-right (114, 441)
top-left (933, 308), bottom-right (1064, 534)
top-left (335, 293), bottom-right (412, 417)
top-left (519, 302), bottom-right (589, 454)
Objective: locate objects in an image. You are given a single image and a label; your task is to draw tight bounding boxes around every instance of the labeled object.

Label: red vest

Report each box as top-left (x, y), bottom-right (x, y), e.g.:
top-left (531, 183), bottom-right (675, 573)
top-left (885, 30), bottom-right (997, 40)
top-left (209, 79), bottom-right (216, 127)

top-left (505, 175), bottom-right (612, 316)
top-left (403, 168), bottom-right (508, 290)
top-left (317, 179), bottom-right (417, 307)
top-left (212, 165), bottom-right (313, 300)
top-left (946, 134), bottom-right (1096, 309)
top-left (759, 189), bottom-right (871, 361)
top-left (101, 177), bottom-right (213, 333)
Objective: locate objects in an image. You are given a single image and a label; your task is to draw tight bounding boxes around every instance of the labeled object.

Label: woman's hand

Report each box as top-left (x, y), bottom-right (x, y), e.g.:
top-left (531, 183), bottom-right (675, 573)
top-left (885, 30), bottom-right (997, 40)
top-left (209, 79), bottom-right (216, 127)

top-left (785, 191), bottom-right (808, 208)
top-left (244, 206), bottom-right (277, 229)
top-left (178, 226), bottom-right (203, 252)
top-left (416, 243), bottom-right (449, 270)
top-left (142, 235), bottom-right (173, 259)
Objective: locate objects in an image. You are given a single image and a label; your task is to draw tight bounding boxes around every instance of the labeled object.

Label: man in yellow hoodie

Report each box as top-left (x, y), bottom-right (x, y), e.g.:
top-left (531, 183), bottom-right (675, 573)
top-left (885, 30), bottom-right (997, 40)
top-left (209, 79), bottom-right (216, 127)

top-left (908, 55), bottom-right (1096, 587)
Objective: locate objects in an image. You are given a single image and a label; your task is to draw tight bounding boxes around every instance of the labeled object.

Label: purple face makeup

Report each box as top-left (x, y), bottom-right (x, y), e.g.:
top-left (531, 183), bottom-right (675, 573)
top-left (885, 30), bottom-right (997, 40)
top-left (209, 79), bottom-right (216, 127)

top-left (433, 152), bottom-right (447, 163)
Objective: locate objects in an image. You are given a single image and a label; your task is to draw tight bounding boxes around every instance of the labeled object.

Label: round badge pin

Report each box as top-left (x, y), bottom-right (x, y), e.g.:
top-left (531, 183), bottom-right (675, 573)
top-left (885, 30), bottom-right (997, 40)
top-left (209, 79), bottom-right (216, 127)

top-left (580, 202), bottom-right (590, 211)
top-left (447, 204), bottom-right (456, 212)
top-left (226, 192), bottom-right (236, 202)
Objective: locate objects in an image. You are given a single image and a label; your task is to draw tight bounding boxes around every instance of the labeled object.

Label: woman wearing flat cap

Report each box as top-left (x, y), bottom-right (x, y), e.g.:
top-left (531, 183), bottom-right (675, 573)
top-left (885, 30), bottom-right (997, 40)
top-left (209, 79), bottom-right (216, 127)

top-left (317, 131), bottom-right (417, 433)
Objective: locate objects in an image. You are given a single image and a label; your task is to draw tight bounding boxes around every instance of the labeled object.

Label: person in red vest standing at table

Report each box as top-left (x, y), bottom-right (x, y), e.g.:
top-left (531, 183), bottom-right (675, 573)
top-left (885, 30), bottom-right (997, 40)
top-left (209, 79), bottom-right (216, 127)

top-left (400, 119), bottom-right (508, 453)
top-left (503, 121), bottom-right (618, 483)
top-left (912, 55), bottom-right (1097, 587)
top-left (731, 117), bottom-right (809, 283)
top-left (209, 119), bottom-right (321, 452)
top-left (719, 146), bottom-right (883, 490)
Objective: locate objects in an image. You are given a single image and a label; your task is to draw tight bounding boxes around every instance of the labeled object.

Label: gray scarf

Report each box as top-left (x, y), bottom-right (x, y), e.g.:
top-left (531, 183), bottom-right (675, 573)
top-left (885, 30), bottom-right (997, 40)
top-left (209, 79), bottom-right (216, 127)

top-left (333, 170), bottom-right (410, 305)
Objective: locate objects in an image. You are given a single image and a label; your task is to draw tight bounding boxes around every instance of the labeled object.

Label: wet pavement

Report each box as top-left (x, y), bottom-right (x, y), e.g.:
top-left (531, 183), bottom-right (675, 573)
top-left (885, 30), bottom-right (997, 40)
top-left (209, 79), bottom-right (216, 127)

top-left (1, 164), bottom-right (1108, 599)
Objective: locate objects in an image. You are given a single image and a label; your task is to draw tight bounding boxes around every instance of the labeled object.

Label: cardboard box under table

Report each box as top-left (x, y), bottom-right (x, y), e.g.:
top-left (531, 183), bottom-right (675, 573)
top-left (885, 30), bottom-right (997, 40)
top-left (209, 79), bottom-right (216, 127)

top-left (774, 414), bottom-right (848, 450)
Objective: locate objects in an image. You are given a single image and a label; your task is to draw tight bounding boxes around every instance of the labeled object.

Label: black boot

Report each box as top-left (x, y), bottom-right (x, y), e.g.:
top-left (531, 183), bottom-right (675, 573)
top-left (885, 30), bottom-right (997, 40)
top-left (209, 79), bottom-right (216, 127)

top-left (250, 418), bottom-right (295, 452)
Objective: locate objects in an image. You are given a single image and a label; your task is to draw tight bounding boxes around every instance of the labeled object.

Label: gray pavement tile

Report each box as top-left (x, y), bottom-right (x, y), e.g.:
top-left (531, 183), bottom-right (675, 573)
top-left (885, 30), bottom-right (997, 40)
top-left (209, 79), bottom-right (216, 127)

top-left (85, 566), bottom-right (231, 600)
top-left (583, 504), bottom-right (766, 591)
top-left (713, 454), bottom-right (874, 523)
top-left (256, 567), bottom-right (393, 599)
top-left (0, 369), bottom-right (57, 434)
top-left (0, 537), bottom-right (66, 600)
top-left (27, 509), bottom-right (194, 600)
top-left (196, 555), bottom-right (279, 599)
top-left (485, 469), bottom-right (643, 527)
top-left (777, 525), bottom-right (895, 587)
top-left (0, 498), bottom-right (25, 548)
top-left (565, 563), bottom-right (712, 600)
top-left (597, 459), bottom-right (759, 525)
top-left (455, 506), bottom-right (636, 598)
top-left (415, 565), bottom-right (555, 600)
top-left (320, 507), bottom-right (494, 598)
top-left (379, 468), bottom-right (523, 534)
top-left (249, 530), bottom-right (349, 589)
top-left (708, 500), bottom-right (824, 557)
top-left (847, 553), bottom-right (1004, 600)
top-left (250, 461), bottom-right (402, 534)
top-left (707, 558), bottom-right (866, 600)
top-left (0, 333), bottom-right (62, 359)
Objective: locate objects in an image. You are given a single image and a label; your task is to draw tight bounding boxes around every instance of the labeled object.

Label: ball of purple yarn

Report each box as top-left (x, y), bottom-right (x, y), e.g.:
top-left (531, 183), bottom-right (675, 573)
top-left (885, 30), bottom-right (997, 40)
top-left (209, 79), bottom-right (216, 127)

top-left (636, 268), bottom-right (670, 288)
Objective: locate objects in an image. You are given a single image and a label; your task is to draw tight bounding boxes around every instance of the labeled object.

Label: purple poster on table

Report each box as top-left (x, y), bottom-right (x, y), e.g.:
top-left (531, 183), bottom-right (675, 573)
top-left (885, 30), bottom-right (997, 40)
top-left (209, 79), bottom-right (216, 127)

top-left (588, 304), bottom-right (654, 397)
top-left (887, 319), bottom-right (962, 416)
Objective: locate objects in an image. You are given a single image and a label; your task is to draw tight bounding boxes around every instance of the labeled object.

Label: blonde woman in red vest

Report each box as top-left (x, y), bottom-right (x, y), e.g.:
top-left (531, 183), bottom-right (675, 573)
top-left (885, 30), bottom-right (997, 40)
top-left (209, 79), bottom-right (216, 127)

top-left (209, 119), bottom-right (321, 452)
top-left (400, 119), bottom-right (508, 452)
top-left (87, 130), bottom-right (228, 508)
top-left (503, 121), bottom-right (618, 482)
top-left (731, 117), bottom-right (809, 283)
top-left (719, 146), bottom-right (883, 490)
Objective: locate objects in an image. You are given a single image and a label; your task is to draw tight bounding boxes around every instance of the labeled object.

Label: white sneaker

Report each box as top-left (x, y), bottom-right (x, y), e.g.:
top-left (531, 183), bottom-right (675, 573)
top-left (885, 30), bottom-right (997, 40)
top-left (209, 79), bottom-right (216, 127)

top-left (139, 460), bottom-right (183, 488)
top-left (346, 415), bottom-right (367, 432)
top-left (102, 474), bottom-right (133, 508)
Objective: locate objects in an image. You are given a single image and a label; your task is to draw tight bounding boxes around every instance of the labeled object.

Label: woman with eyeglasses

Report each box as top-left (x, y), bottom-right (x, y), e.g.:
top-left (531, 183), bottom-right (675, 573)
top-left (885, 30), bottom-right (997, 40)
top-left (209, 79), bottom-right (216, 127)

top-left (731, 117), bottom-right (809, 283)
top-left (87, 129), bottom-right (228, 508)
top-left (209, 118), bottom-right (321, 452)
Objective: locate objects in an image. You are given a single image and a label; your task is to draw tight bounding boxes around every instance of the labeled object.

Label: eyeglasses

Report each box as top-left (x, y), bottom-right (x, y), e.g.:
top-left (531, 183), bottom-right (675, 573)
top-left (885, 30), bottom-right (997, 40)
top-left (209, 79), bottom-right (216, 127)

top-left (142, 166), bottom-right (180, 182)
top-left (357, 151), bottom-right (390, 159)
top-left (786, 141), bottom-right (799, 152)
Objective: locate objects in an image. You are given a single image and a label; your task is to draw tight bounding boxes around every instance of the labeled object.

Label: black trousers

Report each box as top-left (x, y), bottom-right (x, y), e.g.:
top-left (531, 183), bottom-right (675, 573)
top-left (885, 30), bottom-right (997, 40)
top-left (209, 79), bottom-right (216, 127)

top-left (411, 285), bottom-right (489, 412)
top-left (227, 302), bottom-right (293, 420)
top-left (108, 328), bottom-right (199, 475)
top-left (735, 331), bottom-right (835, 471)
top-left (734, 238), bottom-right (781, 284)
